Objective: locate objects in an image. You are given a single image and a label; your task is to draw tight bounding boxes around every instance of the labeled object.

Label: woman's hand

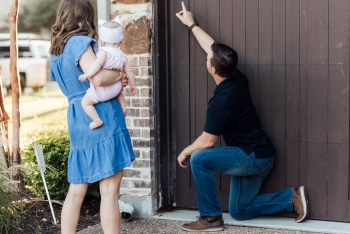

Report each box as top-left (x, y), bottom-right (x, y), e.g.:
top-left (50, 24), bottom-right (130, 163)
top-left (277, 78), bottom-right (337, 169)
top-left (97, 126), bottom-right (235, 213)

top-left (121, 75), bottom-right (129, 88)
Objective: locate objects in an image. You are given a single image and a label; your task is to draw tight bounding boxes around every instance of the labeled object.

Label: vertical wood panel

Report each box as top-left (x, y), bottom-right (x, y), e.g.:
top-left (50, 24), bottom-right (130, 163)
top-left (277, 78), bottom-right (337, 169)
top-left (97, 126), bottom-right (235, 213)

top-left (219, 0), bottom-right (233, 46)
top-left (286, 141), bottom-right (300, 188)
top-left (233, 0), bottom-right (246, 65)
top-left (259, 0), bottom-right (272, 65)
top-left (307, 142), bottom-right (328, 220)
top-left (286, 65), bottom-right (300, 141)
top-left (328, 0), bottom-right (350, 144)
top-left (329, 0), bottom-right (350, 65)
top-left (173, 0), bottom-right (191, 208)
top-left (246, 0), bottom-right (259, 65)
top-left (286, 0), bottom-right (299, 64)
top-left (327, 143), bottom-right (349, 221)
top-left (307, 65), bottom-right (328, 142)
top-left (193, 0), bottom-right (207, 65)
top-left (328, 65), bottom-right (349, 143)
top-left (258, 0), bottom-right (273, 138)
top-left (245, 0), bottom-right (259, 113)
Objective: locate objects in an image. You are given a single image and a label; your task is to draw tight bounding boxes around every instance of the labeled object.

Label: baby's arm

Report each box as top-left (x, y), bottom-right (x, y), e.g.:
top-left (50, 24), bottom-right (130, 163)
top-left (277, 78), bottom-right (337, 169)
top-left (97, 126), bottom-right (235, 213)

top-left (79, 50), bottom-right (108, 82)
top-left (117, 93), bottom-right (126, 117)
top-left (124, 61), bottom-right (137, 96)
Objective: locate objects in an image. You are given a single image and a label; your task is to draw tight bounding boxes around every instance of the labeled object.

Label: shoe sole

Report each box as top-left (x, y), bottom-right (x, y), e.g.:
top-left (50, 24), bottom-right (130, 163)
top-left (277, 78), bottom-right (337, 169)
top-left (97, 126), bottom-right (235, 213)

top-left (296, 186), bottom-right (310, 223)
top-left (181, 226), bottom-right (224, 232)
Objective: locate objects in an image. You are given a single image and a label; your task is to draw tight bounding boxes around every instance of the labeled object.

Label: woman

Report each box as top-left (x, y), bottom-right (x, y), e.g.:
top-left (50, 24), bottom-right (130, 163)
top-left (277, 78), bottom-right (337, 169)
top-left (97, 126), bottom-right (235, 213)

top-left (49, 0), bottom-right (135, 233)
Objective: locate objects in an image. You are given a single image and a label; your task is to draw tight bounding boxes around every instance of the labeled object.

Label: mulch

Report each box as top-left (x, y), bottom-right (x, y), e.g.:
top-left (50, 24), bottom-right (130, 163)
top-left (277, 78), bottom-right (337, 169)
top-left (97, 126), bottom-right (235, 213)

top-left (19, 194), bottom-right (101, 234)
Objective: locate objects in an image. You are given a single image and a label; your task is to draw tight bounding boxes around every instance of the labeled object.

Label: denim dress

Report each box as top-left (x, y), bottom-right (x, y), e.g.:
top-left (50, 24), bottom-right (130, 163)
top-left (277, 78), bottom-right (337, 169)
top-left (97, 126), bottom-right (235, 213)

top-left (50, 36), bottom-right (135, 184)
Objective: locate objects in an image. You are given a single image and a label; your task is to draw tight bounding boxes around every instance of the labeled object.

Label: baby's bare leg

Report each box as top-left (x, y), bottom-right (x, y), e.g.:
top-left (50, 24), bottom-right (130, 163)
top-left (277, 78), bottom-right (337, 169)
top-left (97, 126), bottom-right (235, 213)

top-left (81, 94), bottom-right (103, 130)
top-left (116, 93), bottom-right (126, 117)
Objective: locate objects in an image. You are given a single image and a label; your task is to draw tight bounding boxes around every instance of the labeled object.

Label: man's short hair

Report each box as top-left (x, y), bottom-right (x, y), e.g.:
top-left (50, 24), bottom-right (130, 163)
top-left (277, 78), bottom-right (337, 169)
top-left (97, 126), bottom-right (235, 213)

top-left (210, 42), bottom-right (238, 78)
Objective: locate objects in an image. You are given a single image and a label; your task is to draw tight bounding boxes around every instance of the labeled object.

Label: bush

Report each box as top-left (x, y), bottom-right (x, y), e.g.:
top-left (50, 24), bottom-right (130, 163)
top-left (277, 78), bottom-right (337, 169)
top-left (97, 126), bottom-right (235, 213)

top-left (22, 127), bottom-right (100, 200)
top-left (0, 166), bottom-right (27, 233)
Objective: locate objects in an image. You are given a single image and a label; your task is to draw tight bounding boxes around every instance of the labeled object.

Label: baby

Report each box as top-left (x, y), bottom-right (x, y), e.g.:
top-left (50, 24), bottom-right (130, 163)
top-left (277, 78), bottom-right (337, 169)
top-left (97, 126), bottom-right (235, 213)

top-left (79, 16), bottom-right (137, 130)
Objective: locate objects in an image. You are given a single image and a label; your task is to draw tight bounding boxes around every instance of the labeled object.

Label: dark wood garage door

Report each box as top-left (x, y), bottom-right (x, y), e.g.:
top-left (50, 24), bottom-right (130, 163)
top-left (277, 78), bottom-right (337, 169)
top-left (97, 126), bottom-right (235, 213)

top-left (169, 0), bottom-right (350, 222)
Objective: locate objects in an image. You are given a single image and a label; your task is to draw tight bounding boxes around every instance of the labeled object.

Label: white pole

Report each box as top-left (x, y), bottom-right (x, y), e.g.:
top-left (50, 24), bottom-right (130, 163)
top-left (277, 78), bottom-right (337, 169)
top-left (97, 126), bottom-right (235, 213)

top-left (39, 167), bottom-right (57, 225)
top-left (33, 142), bottom-right (57, 225)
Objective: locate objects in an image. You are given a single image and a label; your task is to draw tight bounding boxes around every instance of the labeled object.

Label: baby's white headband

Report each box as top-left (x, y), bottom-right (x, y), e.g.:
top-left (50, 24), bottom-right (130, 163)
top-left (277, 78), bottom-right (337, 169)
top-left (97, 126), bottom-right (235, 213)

top-left (98, 16), bottom-right (123, 43)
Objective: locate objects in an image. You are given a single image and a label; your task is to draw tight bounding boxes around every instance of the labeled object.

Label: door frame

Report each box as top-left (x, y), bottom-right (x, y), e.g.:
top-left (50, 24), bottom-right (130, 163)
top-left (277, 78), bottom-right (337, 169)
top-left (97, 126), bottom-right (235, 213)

top-left (154, 0), bottom-right (175, 210)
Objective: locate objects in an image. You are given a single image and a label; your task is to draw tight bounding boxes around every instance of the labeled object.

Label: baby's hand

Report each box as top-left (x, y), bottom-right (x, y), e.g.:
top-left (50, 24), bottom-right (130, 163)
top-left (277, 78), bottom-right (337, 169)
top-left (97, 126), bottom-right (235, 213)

top-left (79, 74), bottom-right (89, 82)
top-left (129, 85), bottom-right (137, 96)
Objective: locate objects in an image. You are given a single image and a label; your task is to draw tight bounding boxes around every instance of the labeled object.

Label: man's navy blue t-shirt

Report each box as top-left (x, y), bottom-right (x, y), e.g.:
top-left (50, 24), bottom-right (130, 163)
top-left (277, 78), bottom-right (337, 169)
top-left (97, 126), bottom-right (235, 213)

top-left (204, 70), bottom-right (276, 159)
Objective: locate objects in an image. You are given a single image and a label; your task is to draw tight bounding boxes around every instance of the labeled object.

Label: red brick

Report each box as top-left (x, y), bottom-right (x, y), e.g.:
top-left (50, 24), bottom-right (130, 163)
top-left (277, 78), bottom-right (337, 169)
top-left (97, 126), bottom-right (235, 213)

top-left (134, 119), bottom-right (150, 127)
top-left (139, 57), bottom-right (148, 66)
top-left (131, 98), bottom-right (152, 107)
top-left (140, 67), bottom-right (148, 76)
top-left (142, 129), bottom-right (150, 138)
top-left (128, 57), bottom-right (138, 67)
top-left (129, 129), bottom-right (140, 137)
top-left (132, 139), bottom-right (150, 147)
top-left (132, 159), bottom-right (150, 168)
top-left (141, 109), bottom-right (149, 117)
top-left (132, 68), bottom-right (139, 76)
top-left (142, 150), bottom-right (150, 159)
top-left (140, 88), bottom-right (151, 97)
top-left (123, 169), bottom-right (141, 178)
top-left (127, 108), bottom-right (140, 117)
top-left (135, 77), bottom-right (151, 86)
top-left (133, 149), bottom-right (140, 158)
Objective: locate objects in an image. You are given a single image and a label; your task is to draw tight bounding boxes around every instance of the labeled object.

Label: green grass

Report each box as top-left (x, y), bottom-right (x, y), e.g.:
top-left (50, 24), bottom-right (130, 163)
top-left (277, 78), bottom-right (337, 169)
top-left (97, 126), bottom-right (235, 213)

top-left (4, 90), bottom-right (64, 104)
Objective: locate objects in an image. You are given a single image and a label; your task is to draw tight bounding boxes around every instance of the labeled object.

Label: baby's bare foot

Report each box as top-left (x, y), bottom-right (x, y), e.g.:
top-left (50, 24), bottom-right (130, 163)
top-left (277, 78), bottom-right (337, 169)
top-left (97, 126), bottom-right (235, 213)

top-left (89, 120), bottom-right (103, 130)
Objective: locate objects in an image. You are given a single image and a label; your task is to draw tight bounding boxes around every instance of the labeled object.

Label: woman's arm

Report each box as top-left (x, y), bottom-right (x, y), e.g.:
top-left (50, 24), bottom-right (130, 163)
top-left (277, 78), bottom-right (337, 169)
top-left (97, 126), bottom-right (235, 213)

top-left (79, 45), bottom-right (124, 87)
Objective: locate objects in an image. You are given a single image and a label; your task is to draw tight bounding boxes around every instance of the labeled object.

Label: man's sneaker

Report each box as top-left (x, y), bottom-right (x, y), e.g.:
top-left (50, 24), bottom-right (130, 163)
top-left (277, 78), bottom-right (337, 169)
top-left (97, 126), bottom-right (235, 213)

top-left (182, 215), bottom-right (224, 232)
top-left (292, 186), bottom-right (310, 223)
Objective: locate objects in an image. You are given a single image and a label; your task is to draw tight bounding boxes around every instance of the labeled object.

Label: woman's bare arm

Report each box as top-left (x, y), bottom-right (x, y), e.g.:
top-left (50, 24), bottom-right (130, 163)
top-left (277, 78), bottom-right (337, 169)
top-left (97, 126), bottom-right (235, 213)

top-left (79, 45), bottom-right (124, 87)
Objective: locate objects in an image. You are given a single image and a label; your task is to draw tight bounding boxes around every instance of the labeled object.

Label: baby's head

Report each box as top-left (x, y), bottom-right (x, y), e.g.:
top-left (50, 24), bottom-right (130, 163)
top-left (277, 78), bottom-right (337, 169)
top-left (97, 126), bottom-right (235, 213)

top-left (98, 16), bottom-right (123, 45)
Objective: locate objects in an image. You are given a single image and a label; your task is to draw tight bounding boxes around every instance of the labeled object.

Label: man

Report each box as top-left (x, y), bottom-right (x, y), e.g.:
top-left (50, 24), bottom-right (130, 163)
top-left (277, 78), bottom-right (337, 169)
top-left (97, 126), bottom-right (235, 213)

top-left (175, 2), bottom-right (310, 232)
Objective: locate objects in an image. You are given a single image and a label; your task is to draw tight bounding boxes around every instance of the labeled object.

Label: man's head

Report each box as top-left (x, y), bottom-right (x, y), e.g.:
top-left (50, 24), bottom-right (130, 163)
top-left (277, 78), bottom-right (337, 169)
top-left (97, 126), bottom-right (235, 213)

top-left (207, 42), bottom-right (238, 78)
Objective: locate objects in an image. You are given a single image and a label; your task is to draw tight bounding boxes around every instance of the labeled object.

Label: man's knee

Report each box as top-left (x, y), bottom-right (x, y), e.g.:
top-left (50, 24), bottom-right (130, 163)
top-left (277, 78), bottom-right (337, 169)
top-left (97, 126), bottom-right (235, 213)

top-left (229, 209), bottom-right (246, 221)
top-left (190, 150), bottom-right (202, 167)
top-left (229, 206), bottom-right (250, 221)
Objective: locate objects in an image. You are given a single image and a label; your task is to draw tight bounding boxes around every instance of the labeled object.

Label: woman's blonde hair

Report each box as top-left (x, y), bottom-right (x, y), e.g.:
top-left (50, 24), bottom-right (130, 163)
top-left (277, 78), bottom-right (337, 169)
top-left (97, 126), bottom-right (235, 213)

top-left (50, 0), bottom-right (98, 55)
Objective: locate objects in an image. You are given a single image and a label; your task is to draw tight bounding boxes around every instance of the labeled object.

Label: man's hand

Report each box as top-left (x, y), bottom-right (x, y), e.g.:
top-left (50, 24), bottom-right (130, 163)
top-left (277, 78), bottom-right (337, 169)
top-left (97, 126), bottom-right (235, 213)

top-left (175, 1), bottom-right (195, 26)
top-left (177, 151), bottom-right (191, 168)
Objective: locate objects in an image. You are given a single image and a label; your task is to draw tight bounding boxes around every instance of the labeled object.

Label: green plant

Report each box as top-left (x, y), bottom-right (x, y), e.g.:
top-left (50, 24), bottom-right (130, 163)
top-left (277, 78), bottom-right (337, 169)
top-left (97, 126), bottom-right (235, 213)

top-left (0, 166), bottom-right (28, 233)
top-left (22, 127), bottom-right (100, 200)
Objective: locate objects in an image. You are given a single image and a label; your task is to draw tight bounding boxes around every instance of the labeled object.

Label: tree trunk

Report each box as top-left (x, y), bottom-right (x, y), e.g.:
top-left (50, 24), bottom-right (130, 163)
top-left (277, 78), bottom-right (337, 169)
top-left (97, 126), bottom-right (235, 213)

top-left (0, 79), bottom-right (10, 169)
top-left (7, 0), bottom-right (20, 181)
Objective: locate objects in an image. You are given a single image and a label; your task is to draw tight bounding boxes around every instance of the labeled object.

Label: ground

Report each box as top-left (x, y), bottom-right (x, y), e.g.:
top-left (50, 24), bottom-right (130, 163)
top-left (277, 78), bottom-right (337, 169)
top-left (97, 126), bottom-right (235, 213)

top-left (20, 193), bottom-right (101, 234)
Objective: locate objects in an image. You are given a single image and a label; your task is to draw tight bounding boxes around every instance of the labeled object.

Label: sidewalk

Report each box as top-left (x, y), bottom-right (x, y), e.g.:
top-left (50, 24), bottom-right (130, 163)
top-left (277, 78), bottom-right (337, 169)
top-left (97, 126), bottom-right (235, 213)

top-left (78, 210), bottom-right (350, 234)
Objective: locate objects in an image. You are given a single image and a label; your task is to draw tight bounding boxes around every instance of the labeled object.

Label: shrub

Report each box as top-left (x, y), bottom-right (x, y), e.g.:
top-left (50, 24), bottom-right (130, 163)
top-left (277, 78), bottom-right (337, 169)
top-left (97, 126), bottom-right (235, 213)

top-left (0, 166), bottom-right (27, 233)
top-left (22, 127), bottom-right (100, 200)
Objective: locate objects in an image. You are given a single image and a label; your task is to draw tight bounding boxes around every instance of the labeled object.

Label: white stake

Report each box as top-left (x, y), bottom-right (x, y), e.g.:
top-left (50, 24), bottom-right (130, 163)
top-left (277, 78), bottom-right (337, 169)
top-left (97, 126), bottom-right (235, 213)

top-left (33, 142), bottom-right (57, 225)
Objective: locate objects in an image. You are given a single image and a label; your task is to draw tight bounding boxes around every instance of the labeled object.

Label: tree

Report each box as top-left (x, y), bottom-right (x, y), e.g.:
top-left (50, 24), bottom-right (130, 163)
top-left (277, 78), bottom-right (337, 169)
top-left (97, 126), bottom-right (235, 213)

top-left (8, 0), bottom-right (21, 181)
top-left (17, 0), bottom-right (98, 34)
top-left (17, 0), bottom-right (61, 33)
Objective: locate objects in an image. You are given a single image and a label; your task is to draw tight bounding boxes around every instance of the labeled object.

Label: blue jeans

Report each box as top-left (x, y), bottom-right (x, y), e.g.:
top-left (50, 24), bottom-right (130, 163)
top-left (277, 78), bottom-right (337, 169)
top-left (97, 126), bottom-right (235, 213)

top-left (190, 146), bottom-right (294, 220)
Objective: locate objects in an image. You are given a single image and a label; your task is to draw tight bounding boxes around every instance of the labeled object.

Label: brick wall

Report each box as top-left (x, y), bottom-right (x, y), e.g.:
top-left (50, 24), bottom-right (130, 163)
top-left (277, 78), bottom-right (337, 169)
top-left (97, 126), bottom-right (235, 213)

top-left (109, 1), bottom-right (156, 202)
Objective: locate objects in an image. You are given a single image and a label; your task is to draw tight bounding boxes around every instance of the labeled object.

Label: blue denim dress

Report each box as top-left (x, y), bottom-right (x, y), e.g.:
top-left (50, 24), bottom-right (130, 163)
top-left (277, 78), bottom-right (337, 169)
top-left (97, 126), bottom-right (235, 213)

top-left (50, 36), bottom-right (135, 184)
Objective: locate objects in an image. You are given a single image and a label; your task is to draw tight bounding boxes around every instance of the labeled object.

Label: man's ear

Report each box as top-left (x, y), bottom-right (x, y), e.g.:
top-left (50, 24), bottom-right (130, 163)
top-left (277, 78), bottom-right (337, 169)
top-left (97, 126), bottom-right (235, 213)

top-left (211, 67), bottom-right (216, 74)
